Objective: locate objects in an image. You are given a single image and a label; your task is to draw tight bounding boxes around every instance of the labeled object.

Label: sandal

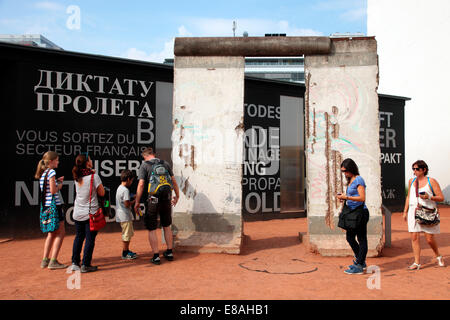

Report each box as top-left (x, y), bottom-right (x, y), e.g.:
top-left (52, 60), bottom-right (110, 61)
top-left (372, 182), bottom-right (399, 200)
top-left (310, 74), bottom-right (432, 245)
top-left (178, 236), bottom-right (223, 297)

top-left (436, 256), bottom-right (445, 267)
top-left (407, 262), bottom-right (421, 270)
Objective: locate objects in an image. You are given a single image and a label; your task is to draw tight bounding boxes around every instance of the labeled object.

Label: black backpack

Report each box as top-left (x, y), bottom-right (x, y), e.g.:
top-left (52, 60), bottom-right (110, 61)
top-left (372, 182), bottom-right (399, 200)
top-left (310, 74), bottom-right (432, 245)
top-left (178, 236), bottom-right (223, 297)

top-left (147, 159), bottom-right (173, 199)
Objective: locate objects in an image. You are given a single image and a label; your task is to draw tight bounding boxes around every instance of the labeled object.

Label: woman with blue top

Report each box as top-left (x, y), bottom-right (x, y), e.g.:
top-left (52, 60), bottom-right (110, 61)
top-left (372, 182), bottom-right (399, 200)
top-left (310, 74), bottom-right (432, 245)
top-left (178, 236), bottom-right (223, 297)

top-left (336, 158), bottom-right (370, 275)
top-left (403, 160), bottom-right (445, 270)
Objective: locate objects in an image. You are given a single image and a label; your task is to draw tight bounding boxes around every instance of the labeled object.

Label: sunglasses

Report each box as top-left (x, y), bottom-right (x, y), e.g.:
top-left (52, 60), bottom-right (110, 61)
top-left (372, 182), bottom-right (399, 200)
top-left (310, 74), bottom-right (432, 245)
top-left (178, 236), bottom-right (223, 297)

top-left (341, 169), bottom-right (348, 173)
top-left (412, 167), bottom-right (422, 171)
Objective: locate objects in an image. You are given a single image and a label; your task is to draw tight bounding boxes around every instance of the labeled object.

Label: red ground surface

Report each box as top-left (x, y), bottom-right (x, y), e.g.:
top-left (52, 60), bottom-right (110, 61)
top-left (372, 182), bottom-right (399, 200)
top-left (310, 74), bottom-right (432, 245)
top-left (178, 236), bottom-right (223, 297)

top-left (0, 207), bottom-right (449, 300)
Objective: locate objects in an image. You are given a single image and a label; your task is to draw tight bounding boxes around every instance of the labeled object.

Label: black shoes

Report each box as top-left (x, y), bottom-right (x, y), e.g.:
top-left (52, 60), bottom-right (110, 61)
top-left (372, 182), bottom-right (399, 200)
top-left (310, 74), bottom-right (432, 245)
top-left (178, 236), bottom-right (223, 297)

top-left (150, 251), bottom-right (174, 265)
top-left (81, 265), bottom-right (98, 273)
top-left (150, 256), bottom-right (161, 265)
top-left (163, 251), bottom-right (174, 261)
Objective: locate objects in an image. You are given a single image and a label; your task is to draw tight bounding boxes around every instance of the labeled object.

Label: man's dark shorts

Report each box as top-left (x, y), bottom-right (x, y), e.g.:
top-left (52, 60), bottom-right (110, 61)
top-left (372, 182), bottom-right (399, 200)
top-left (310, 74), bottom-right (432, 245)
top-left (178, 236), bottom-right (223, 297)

top-left (143, 198), bottom-right (172, 231)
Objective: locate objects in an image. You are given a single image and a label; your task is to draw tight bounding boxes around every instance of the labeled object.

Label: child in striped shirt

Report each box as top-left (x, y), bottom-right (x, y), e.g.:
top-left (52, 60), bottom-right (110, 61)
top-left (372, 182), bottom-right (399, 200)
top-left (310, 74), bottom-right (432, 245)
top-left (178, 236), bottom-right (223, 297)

top-left (35, 151), bottom-right (66, 270)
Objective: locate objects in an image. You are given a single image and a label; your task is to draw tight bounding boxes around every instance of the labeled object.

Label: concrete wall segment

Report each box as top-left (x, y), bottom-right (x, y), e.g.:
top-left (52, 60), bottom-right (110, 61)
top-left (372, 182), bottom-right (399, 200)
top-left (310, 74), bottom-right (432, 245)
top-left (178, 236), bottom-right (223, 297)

top-left (172, 56), bottom-right (245, 253)
top-left (172, 38), bottom-right (382, 256)
top-left (305, 38), bottom-right (383, 256)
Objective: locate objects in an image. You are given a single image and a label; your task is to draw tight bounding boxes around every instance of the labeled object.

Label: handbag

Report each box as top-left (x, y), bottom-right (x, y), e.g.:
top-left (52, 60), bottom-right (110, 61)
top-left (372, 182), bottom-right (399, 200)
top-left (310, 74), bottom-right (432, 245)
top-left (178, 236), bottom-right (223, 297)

top-left (39, 170), bottom-right (60, 233)
top-left (338, 201), bottom-right (365, 231)
top-left (414, 179), bottom-right (440, 226)
top-left (88, 174), bottom-right (106, 231)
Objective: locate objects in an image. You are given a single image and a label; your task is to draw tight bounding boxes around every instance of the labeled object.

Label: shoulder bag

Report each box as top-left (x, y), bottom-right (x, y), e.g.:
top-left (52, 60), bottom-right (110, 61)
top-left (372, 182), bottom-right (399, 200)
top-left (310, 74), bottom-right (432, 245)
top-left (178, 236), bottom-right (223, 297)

top-left (88, 174), bottom-right (106, 231)
top-left (414, 178), bottom-right (440, 226)
top-left (338, 201), bottom-right (365, 231)
top-left (39, 170), bottom-right (60, 233)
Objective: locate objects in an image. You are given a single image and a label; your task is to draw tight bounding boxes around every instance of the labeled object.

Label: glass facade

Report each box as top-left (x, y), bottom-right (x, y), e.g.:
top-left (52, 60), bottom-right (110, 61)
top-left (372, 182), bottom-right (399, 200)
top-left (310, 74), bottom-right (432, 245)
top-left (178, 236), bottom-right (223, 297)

top-left (165, 57), bottom-right (306, 84)
top-left (280, 95), bottom-right (304, 213)
top-left (244, 57), bottom-right (305, 84)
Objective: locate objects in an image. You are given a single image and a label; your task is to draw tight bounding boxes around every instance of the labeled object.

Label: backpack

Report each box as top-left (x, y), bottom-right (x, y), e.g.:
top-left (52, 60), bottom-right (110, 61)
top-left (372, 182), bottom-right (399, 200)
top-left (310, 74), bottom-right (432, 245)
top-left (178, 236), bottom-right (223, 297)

top-left (147, 159), bottom-right (173, 199)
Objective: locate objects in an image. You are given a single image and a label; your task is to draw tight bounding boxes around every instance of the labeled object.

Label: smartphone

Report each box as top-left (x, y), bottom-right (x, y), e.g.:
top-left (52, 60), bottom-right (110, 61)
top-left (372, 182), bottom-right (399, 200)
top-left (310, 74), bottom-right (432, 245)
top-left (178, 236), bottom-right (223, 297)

top-left (419, 192), bottom-right (426, 195)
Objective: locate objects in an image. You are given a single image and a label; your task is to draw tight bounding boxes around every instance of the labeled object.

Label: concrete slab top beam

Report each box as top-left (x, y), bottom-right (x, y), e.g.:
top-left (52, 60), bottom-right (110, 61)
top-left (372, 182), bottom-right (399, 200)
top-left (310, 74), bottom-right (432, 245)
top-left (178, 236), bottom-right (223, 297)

top-left (174, 36), bottom-right (332, 57)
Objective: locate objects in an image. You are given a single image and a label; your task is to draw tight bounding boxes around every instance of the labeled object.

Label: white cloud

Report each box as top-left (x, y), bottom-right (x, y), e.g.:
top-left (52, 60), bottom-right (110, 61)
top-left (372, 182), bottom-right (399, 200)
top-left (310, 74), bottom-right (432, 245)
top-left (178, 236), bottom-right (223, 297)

top-left (0, 2), bottom-right (67, 36)
top-left (178, 25), bottom-right (192, 37)
top-left (189, 18), bottom-right (236, 36)
top-left (340, 8), bottom-right (366, 22)
top-left (24, 22), bottom-right (51, 34)
top-left (123, 18), bottom-right (323, 64)
top-left (124, 40), bottom-right (174, 63)
top-left (35, 1), bottom-right (65, 11)
top-left (0, 18), bottom-right (22, 26)
top-left (313, 0), bottom-right (366, 23)
top-left (187, 18), bottom-right (323, 37)
top-left (124, 48), bottom-right (150, 61)
top-left (0, 15), bottom-right (59, 35)
top-left (123, 25), bottom-right (193, 63)
top-left (277, 20), bottom-right (324, 36)
top-left (314, 0), bottom-right (364, 11)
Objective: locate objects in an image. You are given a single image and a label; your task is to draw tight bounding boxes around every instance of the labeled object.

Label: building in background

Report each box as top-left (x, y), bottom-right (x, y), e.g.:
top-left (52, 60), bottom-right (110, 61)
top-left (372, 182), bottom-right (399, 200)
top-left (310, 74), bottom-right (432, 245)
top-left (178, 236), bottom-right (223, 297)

top-left (244, 56), bottom-right (305, 83)
top-left (329, 32), bottom-right (365, 38)
top-left (165, 56), bottom-right (305, 83)
top-left (243, 33), bottom-right (366, 83)
top-left (368, 0), bottom-right (450, 203)
top-left (0, 34), bottom-right (62, 50)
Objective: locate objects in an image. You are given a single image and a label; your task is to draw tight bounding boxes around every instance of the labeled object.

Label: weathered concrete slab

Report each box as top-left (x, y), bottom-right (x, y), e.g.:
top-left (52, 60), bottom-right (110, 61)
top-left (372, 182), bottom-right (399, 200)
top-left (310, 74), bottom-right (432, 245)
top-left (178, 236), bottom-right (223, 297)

top-left (175, 37), bottom-right (331, 57)
top-left (308, 234), bottom-right (384, 257)
top-left (308, 216), bottom-right (384, 257)
top-left (173, 230), bottom-right (243, 254)
top-left (171, 56), bottom-right (245, 254)
top-left (305, 37), bottom-right (383, 257)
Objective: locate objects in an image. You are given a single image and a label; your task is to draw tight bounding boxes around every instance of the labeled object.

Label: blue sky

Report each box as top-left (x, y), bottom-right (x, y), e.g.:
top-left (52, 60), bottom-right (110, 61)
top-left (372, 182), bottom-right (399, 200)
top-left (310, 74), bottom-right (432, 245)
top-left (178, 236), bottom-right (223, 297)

top-left (0, 0), bottom-right (367, 62)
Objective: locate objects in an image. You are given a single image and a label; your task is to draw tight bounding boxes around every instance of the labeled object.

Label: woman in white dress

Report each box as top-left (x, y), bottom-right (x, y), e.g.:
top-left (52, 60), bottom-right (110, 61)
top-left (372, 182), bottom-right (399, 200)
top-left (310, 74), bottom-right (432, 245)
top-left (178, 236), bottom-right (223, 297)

top-left (403, 160), bottom-right (445, 270)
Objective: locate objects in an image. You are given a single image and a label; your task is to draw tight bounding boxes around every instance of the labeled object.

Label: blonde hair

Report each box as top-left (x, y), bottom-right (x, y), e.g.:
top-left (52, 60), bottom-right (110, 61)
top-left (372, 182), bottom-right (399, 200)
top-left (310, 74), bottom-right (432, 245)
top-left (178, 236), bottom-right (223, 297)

top-left (34, 151), bottom-right (59, 179)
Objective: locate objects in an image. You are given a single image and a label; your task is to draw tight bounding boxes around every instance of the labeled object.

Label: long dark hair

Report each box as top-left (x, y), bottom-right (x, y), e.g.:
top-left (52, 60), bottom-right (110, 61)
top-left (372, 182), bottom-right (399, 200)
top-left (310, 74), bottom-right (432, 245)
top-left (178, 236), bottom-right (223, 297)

top-left (72, 154), bottom-right (89, 182)
top-left (341, 158), bottom-right (360, 184)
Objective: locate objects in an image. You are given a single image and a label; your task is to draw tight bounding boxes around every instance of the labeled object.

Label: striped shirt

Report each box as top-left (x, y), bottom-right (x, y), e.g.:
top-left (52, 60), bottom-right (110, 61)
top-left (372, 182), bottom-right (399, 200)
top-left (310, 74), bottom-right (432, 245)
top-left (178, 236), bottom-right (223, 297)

top-left (39, 169), bottom-right (62, 206)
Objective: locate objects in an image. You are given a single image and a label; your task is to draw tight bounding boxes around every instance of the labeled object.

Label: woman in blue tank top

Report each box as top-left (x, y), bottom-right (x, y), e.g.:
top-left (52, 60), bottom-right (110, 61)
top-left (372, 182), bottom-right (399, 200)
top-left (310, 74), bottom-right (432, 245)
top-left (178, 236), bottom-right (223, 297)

top-left (336, 158), bottom-right (370, 275)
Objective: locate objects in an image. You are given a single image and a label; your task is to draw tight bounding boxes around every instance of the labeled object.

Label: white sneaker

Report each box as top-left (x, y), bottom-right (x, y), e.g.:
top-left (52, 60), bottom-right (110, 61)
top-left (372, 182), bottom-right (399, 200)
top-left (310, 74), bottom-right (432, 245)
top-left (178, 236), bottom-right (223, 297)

top-left (437, 256), bottom-right (445, 267)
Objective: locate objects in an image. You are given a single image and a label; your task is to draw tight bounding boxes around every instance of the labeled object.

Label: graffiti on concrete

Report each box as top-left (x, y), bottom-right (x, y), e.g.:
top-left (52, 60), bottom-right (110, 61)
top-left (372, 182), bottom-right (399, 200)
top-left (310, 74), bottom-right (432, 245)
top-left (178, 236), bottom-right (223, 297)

top-left (305, 69), bottom-right (376, 228)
